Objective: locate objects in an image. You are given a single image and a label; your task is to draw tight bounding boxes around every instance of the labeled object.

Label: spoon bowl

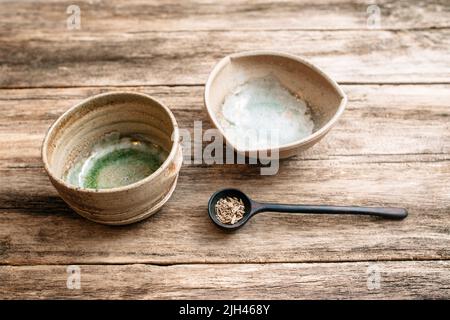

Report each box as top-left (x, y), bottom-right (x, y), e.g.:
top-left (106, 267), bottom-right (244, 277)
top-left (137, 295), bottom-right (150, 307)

top-left (208, 188), bottom-right (408, 230)
top-left (208, 188), bottom-right (253, 230)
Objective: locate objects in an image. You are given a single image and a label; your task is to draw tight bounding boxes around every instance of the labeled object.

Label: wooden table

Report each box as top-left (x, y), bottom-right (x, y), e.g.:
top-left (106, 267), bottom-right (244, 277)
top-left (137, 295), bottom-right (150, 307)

top-left (1, 0), bottom-right (449, 299)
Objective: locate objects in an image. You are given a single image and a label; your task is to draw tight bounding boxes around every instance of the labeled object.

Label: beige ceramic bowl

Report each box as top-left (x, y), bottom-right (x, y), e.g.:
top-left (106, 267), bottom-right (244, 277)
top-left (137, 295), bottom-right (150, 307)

top-left (204, 51), bottom-right (347, 159)
top-left (42, 92), bottom-right (182, 225)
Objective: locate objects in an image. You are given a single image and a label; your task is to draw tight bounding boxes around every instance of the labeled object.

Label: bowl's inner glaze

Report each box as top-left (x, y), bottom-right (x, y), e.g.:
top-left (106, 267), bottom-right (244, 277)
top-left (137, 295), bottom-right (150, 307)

top-left (217, 74), bottom-right (315, 150)
top-left (64, 132), bottom-right (168, 189)
top-left (45, 93), bottom-right (175, 189)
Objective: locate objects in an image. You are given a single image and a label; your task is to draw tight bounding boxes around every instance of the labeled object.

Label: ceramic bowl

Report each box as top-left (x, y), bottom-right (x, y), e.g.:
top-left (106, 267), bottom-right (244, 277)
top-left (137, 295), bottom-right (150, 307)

top-left (42, 92), bottom-right (182, 225)
top-left (204, 51), bottom-right (347, 159)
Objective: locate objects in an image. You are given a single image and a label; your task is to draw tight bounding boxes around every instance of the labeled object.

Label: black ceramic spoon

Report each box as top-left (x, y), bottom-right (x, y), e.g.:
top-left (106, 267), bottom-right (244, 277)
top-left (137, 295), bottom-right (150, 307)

top-left (208, 188), bottom-right (408, 230)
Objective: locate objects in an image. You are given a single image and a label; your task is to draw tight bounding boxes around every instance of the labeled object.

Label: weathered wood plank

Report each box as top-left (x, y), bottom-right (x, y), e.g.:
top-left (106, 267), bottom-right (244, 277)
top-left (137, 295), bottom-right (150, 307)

top-left (0, 156), bottom-right (449, 265)
top-left (0, 85), bottom-right (449, 166)
top-left (1, 29), bottom-right (449, 87)
top-left (1, 0), bottom-right (448, 33)
top-left (1, 261), bottom-right (449, 299)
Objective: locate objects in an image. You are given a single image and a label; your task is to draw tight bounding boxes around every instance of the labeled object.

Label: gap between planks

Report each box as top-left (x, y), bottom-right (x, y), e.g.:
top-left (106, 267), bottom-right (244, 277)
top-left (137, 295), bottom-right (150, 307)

top-left (1, 258), bottom-right (449, 268)
top-left (124, 26), bottom-right (450, 33)
top-left (3, 153), bottom-right (450, 171)
top-left (2, 82), bottom-right (450, 90)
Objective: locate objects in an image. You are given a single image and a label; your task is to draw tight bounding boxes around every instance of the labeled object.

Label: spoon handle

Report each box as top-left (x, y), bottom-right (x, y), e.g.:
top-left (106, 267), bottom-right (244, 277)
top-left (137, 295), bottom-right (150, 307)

top-left (254, 203), bottom-right (408, 220)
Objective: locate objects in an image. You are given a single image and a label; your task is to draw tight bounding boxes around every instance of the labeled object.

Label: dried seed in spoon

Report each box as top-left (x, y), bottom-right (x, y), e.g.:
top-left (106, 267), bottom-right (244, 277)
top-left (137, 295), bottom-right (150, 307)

top-left (215, 197), bottom-right (245, 225)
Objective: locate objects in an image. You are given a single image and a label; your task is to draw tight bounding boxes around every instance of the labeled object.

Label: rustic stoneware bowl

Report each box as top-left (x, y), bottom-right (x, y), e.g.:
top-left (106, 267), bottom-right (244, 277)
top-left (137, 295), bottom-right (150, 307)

top-left (204, 51), bottom-right (347, 159)
top-left (42, 92), bottom-right (182, 225)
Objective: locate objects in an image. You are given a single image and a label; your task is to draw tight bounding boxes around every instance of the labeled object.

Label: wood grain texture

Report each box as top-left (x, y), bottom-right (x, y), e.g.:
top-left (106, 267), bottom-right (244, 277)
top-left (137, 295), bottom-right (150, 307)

top-left (0, 85), bottom-right (449, 165)
top-left (2, 0), bottom-right (449, 32)
top-left (1, 29), bottom-right (450, 87)
top-left (1, 158), bottom-right (449, 265)
top-left (1, 0), bottom-right (449, 299)
top-left (1, 261), bottom-right (449, 299)
top-left (0, 85), bottom-right (449, 265)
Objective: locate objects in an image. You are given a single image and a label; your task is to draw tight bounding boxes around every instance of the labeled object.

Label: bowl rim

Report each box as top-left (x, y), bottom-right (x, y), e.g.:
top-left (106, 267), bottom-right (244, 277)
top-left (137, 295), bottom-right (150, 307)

top-left (41, 91), bottom-right (180, 194)
top-left (204, 50), bottom-right (348, 154)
